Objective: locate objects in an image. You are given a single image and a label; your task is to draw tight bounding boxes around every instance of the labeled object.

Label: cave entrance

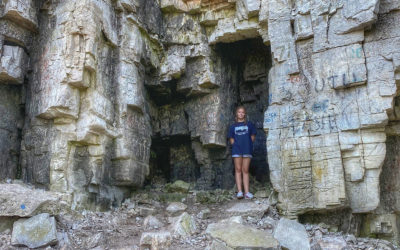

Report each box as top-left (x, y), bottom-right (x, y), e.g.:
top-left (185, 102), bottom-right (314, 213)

top-left (214, 37), bottom-right (271, 184)
top-left (145, 37), bottom-right (271, 189)
top-left (148, 134), bottom-right (200, 185)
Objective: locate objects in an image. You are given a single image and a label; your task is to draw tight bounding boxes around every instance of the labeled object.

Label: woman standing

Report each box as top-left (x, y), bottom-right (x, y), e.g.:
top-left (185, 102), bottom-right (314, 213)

top-left (228, 106), bottom-right (257, 199)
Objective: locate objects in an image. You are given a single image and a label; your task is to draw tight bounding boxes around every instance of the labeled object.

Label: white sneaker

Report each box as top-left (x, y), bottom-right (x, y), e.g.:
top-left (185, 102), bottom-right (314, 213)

top-left (236, 191), bottom-right (244, 199)
top-left (245, 192), bottom-right (254, 199)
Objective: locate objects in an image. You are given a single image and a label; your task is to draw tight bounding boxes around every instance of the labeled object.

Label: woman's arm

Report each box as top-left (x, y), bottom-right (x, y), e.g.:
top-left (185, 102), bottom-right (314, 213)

top-left (230, 138), bottom-right (235, 145)
top-left (251, 135), bottom-right (255, 142)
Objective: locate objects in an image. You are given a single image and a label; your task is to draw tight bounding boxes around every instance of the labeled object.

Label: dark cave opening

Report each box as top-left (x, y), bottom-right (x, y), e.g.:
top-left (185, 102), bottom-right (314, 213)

top-left (214, 37), bottom-right (271, 184)
top-left (145, 79), bottom-right (188, 106)
top-left (147, 134), bottom-right (200, 185)
top-left (146, 37), bottom-right (271, 188)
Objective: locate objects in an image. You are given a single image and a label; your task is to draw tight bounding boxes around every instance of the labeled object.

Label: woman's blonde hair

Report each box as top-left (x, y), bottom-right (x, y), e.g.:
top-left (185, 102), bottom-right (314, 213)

top-left (235, 105), bottom-right (247, 124)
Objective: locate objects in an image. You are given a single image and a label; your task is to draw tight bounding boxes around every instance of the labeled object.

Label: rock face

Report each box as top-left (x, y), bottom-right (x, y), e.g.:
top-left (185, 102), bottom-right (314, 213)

top-left (1, 0), bottom-right (400, 244)
top-left (265, 0), bottom-right (384, 217)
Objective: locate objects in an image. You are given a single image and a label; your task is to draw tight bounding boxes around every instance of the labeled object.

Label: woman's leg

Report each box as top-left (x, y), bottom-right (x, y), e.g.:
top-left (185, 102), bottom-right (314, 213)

top-left (234, 157), bottom-right (243, 192)
top-left (242, 157), bottom-right (251, 193)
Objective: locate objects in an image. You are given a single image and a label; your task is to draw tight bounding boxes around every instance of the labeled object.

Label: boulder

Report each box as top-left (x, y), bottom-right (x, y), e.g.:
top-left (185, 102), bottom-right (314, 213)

top-left (273, 218), bottom-right (310, 250)
top-left (0, 184), bottom-right (64, 217)
top-left (11, 213), bottom-right (58, 248)
top-left (170, 212), bottom-right (197, 236)
top-left (206, 221), bottom-right (279, 249)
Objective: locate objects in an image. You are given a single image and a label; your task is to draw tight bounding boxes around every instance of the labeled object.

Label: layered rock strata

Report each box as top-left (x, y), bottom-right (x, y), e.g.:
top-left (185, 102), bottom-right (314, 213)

top-left (1, 0), bottom-right (400, 244)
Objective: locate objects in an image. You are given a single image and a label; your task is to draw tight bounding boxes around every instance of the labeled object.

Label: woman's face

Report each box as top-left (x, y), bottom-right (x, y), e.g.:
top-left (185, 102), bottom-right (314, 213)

top-left (236, 108), bottom-right (245, 120)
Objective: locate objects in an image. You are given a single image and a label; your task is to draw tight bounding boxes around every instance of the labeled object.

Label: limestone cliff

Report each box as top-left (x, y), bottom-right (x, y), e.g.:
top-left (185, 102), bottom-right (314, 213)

top-left (1, 0), bottom-right (400, 243)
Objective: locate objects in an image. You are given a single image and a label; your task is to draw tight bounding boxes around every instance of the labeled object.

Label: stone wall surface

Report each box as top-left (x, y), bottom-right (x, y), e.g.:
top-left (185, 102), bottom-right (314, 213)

top-left (1, 0), bottom-right (400, 243)
top-left (263, 0), bottom-right (399, 219)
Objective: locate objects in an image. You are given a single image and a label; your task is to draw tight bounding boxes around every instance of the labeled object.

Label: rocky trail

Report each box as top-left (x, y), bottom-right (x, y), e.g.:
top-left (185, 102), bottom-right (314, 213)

top-left (0, 181), bottom-right (397, 250)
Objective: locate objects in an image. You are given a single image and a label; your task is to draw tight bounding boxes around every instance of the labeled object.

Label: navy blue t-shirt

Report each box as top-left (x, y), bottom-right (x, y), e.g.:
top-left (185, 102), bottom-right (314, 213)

top-left (228, 121), bottom-right (257, 155)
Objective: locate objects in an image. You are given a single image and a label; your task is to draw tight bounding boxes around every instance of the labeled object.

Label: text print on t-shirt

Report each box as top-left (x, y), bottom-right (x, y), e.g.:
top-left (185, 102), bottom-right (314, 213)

top-left (235, 125), bottom-right (248, 135)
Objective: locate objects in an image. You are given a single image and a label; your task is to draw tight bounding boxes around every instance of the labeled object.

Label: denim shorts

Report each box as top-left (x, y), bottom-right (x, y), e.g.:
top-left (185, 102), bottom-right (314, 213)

top-left (232, 154), bottom-right (252, 158)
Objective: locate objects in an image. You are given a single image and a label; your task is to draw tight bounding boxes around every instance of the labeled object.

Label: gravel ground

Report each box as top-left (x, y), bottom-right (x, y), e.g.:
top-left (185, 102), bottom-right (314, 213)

top-left (0, 188), bottom-right (398, 250)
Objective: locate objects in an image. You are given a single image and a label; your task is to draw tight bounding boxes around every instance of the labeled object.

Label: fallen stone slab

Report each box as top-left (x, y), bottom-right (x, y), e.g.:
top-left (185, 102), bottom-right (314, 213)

top-left (273, 218), bottom-right (310, 250)
top-left (140, 231), bottom-right (172, 250)
top-left (0, 184), bottom-right (64, 217)
top-left (206, 221), bottom-right (279, 249)
top-left (226, 200), bottom-right (269, 219)
top-left (11, 213), bottom-right (58, 248)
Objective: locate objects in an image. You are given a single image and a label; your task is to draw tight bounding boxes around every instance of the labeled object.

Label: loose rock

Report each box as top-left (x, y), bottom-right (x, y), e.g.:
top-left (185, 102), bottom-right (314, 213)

top-left (171, 212), bottom-right (197, 236)
top-left (143, 215), bottom-right (164, 230)
top-left (166, 202), bottom-right (187, 216)
top-left (166, 180), bottom-right (190, 193)
top-left (226, 201), bottom-right (269, 219)
top-left (140, 231), bottom-right (172, 250)
top-left (11, 213), bottom-right (58, 248)
top-left (0, 184), bottom-right (63, 217)
top-left (273, 218), bottom-right (310, 250)
top-left (206, 221), bottom-right (279, 249)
